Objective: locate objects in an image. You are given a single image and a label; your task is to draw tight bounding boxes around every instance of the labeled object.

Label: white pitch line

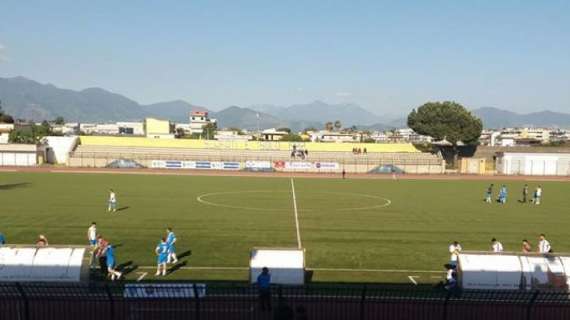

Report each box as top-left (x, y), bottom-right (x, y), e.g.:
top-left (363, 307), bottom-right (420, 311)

top-left (135, 266), bottom-right (443, 273)
top-left (408, 275), bottom-right (419, 285)
top-left (290, 178), bottom-right (302, 249)
top-left (311, 268), bottom-right (443, 273)
top-left (137, 272), bottom-right (148, 281)
top-left (137, 266), bottom-right (249, 271)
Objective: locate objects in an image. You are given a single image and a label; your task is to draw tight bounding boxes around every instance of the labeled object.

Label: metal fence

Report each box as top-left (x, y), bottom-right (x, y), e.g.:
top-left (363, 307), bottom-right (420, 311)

top-left (2, 282), bottom-right (570, 320)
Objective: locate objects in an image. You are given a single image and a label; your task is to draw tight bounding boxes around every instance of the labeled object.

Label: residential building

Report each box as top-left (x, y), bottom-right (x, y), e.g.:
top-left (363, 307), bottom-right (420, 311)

top-left (189, 111), bottom-right (216, 135)
top-left (261, 128), bottom-right (289, 141)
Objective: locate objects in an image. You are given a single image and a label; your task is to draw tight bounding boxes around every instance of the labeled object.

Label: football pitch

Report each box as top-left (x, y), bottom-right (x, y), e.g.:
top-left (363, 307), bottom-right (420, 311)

top-left (1, 171), bottom-right (569, 284)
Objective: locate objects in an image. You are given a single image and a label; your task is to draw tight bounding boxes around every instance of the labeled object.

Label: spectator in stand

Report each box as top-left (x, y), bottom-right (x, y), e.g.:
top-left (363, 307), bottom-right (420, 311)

top-left (538, 234), bottom-right (551, 254)
top-left (304, 149), bottom-right (309, 158)
top-left (449, 241), bottom-right (462, 266)
top-left (257, 267), bottom-right (272, 311)
top-left (0, 232), bottom-right (5, 246)
top-left (491, 238), bottom-right (504, 253)
top-left (290, 151), bottom-right (295, 159)
top-left (363, 147), bottom-right (367, 155)
top-left (342, 169), bottom-right (346, 179)
top-left (36, 234), bottom-right (48, 247)
top-left (522, 239), bottom-right (532, 253)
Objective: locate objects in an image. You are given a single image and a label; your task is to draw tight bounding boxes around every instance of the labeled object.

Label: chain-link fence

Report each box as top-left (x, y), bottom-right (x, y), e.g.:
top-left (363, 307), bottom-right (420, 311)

top-left (1, 282), bottom-right (570, 320)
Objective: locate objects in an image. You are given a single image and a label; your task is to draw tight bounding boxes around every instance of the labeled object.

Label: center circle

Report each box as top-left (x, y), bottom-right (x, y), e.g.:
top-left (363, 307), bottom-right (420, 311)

top-left (196, 190), bottom-right (391, 212)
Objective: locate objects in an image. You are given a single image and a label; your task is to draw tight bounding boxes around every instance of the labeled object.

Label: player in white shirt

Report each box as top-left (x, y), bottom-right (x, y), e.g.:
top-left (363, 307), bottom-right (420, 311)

top-left (538, 234), bottom-right (551, 253)
top-left (87, 222), bottom-right (97, 247)
top-left (449, 241), bottom-right (462, 265)
top-left (534, 186), bottom-right (543, 205)
top-left (491, 238), bottom-right (504, 253)
top-left (108, 189), bottom-right (117, 213)
top-left (87, 222), bottom-right (98, 268)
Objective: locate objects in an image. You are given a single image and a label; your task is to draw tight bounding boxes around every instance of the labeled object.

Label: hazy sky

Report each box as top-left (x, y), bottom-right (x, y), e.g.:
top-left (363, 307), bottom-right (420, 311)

top-left (1, 1), bottom-right (569, 114)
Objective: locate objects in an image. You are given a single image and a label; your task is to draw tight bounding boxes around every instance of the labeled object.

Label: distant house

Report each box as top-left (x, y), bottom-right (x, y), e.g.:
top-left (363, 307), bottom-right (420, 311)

top-left (310, 131), bottom-right (356, 143)
top-left (144, 118), bottom-right (174, 139)
top-left (0, 123), bottom-right (14, 144)
top-left (117, 122), bottom-right (144, 135)
top-left (189, 111), bottom-right (216, 135)
top-left (261, 128), bottom-right (289, 141)
top-left (215, 130), bottom-right (252, 141)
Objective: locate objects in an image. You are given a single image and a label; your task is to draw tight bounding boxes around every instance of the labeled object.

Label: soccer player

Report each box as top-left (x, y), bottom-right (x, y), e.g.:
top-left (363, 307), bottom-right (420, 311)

top-left (485, 184), bottom-right (494, 203)
top-left (534, 186), bottom-right (543, 205)
top-left (498, 185), bottom-right (508, 204)
top-left (448, 241), bottom-right (462, 266)
top-left (0, 232), bottom-right (5, 246)
top-left (95, 235), bottom-right (109, 275)
top-left (491, 238), bottom-right (504, 253)
top-left (342, 169), bottom-right (346, 179)
top-left (36, 234), bottom-right (48, 247)
top-left (522, 239), bottom-right (532, 253)
top-left (108, 189), bottom-right (117, 213)
top-left (87, 222), bottom-right (97, 247)
top-left (105, 244), bottom-right (122, 281)
top-left (522, 184), bottom-right (529, 203)
top-left (155, 237), bottom-right (169, 276)
top-left (538, 234), bottom-right (551, 254)
top-left (166, 227), bottom-right (178, 264)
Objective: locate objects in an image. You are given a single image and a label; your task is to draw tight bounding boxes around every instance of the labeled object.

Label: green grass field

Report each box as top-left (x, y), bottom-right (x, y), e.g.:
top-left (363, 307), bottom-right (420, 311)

top-left (1, 171), bottom-right (569, 283)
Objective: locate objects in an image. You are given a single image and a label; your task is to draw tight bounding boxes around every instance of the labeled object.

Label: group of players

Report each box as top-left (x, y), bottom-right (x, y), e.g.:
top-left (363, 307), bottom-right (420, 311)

top-left (85, 190), bottom-right (181, 281)
top-left (484, 184), bottom-right (543, 204)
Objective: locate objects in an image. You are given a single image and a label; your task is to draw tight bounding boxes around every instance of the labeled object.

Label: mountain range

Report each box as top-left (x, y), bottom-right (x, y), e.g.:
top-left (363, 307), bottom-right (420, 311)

top-left (1, 76), bottom-right (569, 130)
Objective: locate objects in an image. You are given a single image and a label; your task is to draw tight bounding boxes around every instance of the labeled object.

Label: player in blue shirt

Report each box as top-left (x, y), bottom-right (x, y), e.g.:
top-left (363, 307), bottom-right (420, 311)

top-left (498, 185), bottom-right (508, 204)
top-left (106, 245), bottom-right (122, 281)
top-left (166, 227), bottom-right (179, 264)
top-left (155, 237), bottom-right (169, 276)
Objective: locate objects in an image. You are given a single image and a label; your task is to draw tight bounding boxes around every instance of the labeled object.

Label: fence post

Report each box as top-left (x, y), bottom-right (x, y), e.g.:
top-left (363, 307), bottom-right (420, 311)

top-left (192, 284), bottom-right (201, 320)
top-left (15, 282), bottom-right (30, 320)
top-left (526, 290), bottom-right (540, 320)
top-left (359, 285), bottom-right (367, 320)
top-left (104, 283), bottom-right (115, 320)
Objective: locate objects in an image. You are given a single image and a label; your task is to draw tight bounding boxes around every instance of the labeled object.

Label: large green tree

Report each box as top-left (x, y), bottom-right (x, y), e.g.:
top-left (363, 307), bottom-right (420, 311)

top-left (407, 101), bottom-right (482, 165)
top-left (0, 99), bottom-right (15, 124)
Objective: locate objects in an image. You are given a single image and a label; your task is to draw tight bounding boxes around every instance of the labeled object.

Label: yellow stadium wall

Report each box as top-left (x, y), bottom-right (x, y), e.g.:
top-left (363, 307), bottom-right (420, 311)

top-left (79, 136), bottom-right (420, 153)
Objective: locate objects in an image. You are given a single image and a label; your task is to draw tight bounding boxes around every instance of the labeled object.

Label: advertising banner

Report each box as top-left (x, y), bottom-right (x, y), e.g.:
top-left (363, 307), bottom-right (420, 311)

top-left (245, 161), bottom-right (272, 170)
top-left (151, 160), bottom-right (240, 170)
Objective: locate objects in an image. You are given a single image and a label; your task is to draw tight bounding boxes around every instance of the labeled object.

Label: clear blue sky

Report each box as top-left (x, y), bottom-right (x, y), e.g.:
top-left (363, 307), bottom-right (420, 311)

top-left (1, 1), bottom-right (569, 114)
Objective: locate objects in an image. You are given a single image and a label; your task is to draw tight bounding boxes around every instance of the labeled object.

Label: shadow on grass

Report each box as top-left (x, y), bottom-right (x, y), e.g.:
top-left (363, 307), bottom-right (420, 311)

top-left (168, 261), bottom-right (188, 275)
top-left (178, 250), bottom-right (192, 259)
top-left (0, 183), bottom-right (31, 190)
top-left (116, 206), bottom-right (130, 212)
top-left (117, 261), bottom-right (138, 276)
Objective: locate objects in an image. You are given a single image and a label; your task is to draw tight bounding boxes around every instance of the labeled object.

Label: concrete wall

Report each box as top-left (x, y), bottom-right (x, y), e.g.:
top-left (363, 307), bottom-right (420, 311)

top-left (496, 153), bottom-right (570, 176)
top-left (42, 136), bottom-right (79, 164)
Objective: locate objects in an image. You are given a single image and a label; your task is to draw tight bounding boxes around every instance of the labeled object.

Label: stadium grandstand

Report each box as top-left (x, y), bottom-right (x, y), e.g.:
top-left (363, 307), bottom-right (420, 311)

top-left (68, 136), bottom-right (445, 174)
